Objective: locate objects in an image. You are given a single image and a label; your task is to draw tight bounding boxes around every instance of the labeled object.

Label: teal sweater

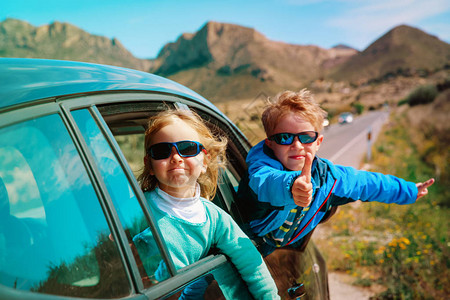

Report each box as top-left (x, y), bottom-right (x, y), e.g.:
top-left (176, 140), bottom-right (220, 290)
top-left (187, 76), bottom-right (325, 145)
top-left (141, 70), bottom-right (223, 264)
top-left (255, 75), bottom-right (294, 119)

top-left (134, 189), bottom-right (279, 300)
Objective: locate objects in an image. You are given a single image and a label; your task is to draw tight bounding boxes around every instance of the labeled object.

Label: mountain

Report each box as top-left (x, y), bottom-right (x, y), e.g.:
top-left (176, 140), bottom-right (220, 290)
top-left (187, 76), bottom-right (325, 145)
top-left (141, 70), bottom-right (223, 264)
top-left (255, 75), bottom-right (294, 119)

top-left (151, 21), bottom-right (358, 100)
top-left (0, 18), bottom-right (152, 71)
top-left (1, 18), bottom-right (448, 102)
top-left (328, 25), bottom-right (450, 84)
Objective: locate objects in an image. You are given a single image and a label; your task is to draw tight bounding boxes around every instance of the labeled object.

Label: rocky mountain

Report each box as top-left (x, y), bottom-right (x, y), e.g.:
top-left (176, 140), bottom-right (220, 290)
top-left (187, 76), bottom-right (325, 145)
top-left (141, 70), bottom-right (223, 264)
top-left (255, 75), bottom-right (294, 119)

top-left (0, 18), bottom-right (152, 71)
top-left (328, 25), bottom-right (450, 84)
top-left (1, 18), bottom-right (448, 102)
top-left (151, 21), bottom-right (358, 100)
top-left (152, 22), bottom-right (449, 100)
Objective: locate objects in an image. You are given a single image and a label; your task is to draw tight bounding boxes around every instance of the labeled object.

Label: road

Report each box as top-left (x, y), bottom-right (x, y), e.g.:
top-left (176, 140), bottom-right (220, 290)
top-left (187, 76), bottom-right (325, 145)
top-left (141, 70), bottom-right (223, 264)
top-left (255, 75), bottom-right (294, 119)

top-left (318, 111), bottom-right (389, 168)
top-left (316, 111), bottom-right (390, 299)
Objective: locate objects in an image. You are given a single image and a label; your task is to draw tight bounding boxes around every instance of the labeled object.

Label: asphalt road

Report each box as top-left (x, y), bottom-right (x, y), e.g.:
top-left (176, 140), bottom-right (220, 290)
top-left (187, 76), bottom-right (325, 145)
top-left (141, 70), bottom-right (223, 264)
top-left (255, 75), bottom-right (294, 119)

top-left (317, 110), bottom-right (390, 169)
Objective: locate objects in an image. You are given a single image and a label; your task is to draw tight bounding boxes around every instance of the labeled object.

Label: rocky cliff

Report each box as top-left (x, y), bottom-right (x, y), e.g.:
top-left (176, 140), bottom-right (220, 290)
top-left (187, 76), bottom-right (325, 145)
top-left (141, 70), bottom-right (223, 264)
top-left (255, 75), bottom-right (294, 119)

top-left (0, 18), bottom-right (152, 71)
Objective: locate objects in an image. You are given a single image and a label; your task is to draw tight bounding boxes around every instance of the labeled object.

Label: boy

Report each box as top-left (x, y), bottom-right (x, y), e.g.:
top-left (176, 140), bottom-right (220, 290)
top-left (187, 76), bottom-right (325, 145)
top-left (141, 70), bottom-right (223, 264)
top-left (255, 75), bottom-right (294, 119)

top-left (237, 89), bottom-right (434, 257)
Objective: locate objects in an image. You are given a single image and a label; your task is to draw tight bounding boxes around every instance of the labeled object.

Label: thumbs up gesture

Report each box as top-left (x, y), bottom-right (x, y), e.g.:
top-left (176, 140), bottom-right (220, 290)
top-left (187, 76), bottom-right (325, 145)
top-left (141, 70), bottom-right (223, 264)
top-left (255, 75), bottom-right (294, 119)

top-left (292, 152), bottom-right (313, 207)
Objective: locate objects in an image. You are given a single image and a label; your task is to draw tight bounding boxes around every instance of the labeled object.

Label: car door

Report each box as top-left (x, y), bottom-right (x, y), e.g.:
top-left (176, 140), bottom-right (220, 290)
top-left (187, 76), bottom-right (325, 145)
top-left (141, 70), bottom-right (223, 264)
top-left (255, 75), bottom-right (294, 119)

top-left (0, 102), bottom-right (141, 300)
top-left (0, 95), bottom-right (251, 300)
top-left (64, 93), bottom-right (254, 299)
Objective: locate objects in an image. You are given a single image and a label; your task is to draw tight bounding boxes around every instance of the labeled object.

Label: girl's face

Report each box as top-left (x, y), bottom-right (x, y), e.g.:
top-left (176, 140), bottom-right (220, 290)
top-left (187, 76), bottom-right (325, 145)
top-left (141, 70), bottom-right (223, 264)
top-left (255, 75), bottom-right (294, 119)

top-left (147, 119), bottom-right (207, 198)
top-left (266, 112), bottom-right (323, 171)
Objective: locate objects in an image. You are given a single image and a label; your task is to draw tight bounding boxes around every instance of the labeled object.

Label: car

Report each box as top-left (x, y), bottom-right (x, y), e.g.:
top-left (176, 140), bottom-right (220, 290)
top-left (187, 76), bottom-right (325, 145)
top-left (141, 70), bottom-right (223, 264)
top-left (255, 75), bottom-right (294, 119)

top-left (338, 112), bottom-right (354, 124)
top-left (0, 58), bottom-right (329, 300)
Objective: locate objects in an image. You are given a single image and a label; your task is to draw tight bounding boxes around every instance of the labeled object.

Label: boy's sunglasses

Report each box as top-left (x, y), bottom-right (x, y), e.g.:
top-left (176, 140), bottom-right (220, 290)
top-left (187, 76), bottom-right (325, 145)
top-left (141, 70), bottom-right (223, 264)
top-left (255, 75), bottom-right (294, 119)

top-left (268, 131), bottom-right (318, 145)
top-left (148, 140), bottom-right (206, 160)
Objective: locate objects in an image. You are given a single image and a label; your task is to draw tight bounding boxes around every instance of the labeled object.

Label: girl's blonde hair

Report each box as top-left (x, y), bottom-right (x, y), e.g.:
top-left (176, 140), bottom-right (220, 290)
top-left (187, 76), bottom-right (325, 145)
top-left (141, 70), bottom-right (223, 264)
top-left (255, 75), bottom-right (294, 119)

top-left (138, 109), bottom-right (228, 199)
top-left (262, 89), bottom-right (326, 136)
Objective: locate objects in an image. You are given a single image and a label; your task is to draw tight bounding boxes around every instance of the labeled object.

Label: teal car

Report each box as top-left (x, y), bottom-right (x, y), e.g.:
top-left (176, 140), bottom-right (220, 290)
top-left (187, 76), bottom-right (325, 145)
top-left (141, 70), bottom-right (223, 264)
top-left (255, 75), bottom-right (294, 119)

top-left (0, 58), bottom-right (329, 300)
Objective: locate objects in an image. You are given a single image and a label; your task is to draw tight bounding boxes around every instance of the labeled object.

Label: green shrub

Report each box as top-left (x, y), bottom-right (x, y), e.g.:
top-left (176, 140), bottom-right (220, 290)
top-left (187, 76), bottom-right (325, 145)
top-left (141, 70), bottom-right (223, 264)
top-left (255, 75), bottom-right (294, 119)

top-left (406, 85), bottom-right (438, 106)
top-left (397, 98), bottom-right (409, 106)
top-left (351, 102), bottom-right (364, 114)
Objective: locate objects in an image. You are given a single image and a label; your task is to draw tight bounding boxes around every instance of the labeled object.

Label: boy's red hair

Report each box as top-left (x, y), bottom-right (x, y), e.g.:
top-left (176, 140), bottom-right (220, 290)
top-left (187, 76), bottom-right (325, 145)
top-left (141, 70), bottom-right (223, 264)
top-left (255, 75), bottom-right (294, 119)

top-left (262, 89), bottom-right (326, 136)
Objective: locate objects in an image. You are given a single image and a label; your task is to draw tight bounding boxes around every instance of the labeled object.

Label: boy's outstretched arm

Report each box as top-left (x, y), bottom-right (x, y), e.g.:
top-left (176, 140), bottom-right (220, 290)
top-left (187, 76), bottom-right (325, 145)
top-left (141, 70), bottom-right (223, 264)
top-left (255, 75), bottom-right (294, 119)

top-left (416, 178), bottom-right (435, 200)
top-left (291, 152), bottom-right (313, 207)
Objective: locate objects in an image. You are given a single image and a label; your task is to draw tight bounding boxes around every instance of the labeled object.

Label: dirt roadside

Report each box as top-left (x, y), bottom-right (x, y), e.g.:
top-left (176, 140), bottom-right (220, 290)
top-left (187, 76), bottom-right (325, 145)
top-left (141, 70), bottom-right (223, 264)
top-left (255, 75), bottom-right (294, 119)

top-left (328, 272), bottom-right (375, 300)
top-left (314, 202), bottom-right (386, 300)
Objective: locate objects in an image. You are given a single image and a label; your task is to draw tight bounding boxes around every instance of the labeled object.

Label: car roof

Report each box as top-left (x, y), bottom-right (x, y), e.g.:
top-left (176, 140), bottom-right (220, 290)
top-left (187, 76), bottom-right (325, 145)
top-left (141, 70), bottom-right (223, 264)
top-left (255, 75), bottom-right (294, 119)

top-left (0, 58), bottom-right (214, 111)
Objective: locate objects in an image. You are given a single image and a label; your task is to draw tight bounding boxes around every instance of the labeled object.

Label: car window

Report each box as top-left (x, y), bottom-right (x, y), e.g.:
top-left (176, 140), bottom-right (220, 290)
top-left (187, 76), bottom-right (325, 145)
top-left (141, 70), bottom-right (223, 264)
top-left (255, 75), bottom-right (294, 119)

top-left (72, 109), bottom-right (165, 288)
top-left (97, 102), bottom-right (255, 298)
top-left (0, 114), bottom-right (130, 298)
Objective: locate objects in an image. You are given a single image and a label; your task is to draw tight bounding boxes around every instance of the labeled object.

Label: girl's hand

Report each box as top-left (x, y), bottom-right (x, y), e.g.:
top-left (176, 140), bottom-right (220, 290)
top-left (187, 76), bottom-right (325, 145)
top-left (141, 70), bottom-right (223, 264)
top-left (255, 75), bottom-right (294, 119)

top-left (416, 178), bottom-right (435, 200)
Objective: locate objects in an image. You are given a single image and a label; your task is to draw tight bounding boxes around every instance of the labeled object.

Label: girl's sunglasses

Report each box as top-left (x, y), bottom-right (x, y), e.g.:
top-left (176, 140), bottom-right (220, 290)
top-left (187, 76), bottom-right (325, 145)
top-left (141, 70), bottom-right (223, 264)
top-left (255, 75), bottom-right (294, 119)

top-left (268, 131), bottom-right (318, 145)
top-left (148, 140), bottom-right (206, 160)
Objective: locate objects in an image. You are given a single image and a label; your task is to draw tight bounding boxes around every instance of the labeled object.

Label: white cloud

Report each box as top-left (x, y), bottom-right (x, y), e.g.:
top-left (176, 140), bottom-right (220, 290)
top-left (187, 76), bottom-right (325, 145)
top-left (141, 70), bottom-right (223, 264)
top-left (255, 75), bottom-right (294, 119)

top-left (329, 0), bottom-right (450, 32)
top-left (327, 0), bottom-right (450, 48)
top-left (1, 166), bottom-right (40, 206)
top-left (50, 143), bottom-right (92, 199)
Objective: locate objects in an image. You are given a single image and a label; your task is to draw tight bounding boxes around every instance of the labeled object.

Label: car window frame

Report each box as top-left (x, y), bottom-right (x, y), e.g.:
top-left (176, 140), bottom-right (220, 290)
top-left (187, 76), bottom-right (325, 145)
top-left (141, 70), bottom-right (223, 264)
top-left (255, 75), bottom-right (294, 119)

top-left (59, 91), bottom-right (253, 298)
top-left (61, 99), bottom-right (175, 290)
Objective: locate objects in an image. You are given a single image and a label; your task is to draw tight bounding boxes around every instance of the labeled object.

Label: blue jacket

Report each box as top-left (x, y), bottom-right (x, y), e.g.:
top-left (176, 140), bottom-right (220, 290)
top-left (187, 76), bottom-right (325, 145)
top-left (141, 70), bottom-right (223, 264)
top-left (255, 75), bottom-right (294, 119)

top-left (237, 140), bottom-right (418, 248)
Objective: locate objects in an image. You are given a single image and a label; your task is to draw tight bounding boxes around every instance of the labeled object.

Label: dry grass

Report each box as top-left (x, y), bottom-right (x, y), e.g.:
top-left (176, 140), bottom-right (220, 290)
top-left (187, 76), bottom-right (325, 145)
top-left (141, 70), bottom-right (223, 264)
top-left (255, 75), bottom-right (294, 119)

top-left (313, 105), bottom-right (450, 299)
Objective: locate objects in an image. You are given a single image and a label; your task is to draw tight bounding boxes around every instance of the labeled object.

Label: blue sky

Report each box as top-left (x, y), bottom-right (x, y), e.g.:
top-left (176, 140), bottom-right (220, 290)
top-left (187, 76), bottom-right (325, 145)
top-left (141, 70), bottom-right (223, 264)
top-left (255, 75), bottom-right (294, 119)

top-left (2, 0), bottom-right (450, 59)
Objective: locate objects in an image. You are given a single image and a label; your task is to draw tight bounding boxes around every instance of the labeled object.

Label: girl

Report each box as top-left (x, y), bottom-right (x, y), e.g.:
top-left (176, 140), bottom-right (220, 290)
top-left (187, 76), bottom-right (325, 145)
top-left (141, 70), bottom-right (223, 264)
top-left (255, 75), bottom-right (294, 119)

top-left (134, 109), bottom-right (279, 299)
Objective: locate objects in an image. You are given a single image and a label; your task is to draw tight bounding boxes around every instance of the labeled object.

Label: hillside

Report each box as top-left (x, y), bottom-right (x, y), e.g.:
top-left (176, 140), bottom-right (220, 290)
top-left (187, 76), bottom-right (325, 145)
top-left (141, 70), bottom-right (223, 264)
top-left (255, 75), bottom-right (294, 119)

top-left (153, 21), bottom-right (357, 101)
top-left (0, 18), bottom-right (152, 71)
top-left (328, 25), bottom-right (450, 84)
top-left (1, 18), bottom-right (448, 104)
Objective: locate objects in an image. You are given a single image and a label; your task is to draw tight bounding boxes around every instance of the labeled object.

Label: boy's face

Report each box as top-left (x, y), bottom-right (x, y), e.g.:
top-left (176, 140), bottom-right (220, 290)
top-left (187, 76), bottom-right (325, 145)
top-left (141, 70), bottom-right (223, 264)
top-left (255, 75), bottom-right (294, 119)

top-left (266, 113), bottom-right (323, 171)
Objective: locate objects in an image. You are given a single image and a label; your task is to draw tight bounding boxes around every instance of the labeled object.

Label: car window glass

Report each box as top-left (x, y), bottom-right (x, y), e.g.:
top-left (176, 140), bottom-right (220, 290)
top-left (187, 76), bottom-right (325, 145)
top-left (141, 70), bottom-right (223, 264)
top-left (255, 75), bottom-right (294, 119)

top-left (0, 114), bottom-right (130, 298)
top-left (114, 133), bottom-right (145, 178)
top-left (72, 109), bottom-right (164, 288)
top-left (224, 168), bottom-right (239, 191)
top-left (213, 160), bottom-right (245, 225)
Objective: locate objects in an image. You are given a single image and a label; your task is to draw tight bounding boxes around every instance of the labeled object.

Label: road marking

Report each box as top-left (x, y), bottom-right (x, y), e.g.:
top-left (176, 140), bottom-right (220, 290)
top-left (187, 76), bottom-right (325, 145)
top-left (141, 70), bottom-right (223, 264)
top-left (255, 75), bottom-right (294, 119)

top-left (324, 112), bottom-right (388, 163)
top-left (329, 129), bottom-right (368, 162)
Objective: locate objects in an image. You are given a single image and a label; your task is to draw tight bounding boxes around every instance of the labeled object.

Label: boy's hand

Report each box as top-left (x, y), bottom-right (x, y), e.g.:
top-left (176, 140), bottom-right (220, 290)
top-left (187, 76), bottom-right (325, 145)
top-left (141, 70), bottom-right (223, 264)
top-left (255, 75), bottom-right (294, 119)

top-left (292, 152), bottom-right (313, 207)
top-left (416, 178), bottom-right (435, 200)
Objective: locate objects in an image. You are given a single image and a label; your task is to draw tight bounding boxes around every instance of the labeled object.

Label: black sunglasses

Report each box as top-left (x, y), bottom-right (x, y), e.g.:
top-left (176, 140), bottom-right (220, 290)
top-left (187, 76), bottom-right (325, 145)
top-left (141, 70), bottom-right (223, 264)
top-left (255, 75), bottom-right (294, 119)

top-left (268, 131), bottom-right (318, 145)
top-left (148, 140), bottom-right (206, 160)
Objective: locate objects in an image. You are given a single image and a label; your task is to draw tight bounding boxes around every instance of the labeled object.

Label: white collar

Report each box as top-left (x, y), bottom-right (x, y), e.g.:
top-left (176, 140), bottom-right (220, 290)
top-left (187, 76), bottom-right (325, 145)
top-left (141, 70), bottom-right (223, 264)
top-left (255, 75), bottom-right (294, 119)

top-left (154, 184), bottom-right (206, 223)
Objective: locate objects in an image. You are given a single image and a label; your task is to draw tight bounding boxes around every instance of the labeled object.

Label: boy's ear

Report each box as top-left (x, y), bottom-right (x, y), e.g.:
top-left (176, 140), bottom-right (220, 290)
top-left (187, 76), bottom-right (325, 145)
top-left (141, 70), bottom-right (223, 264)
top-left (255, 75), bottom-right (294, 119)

top-left (264, 138), bottom-right (273, 149)
top-left (315, 135), bottom-right (324, 151)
